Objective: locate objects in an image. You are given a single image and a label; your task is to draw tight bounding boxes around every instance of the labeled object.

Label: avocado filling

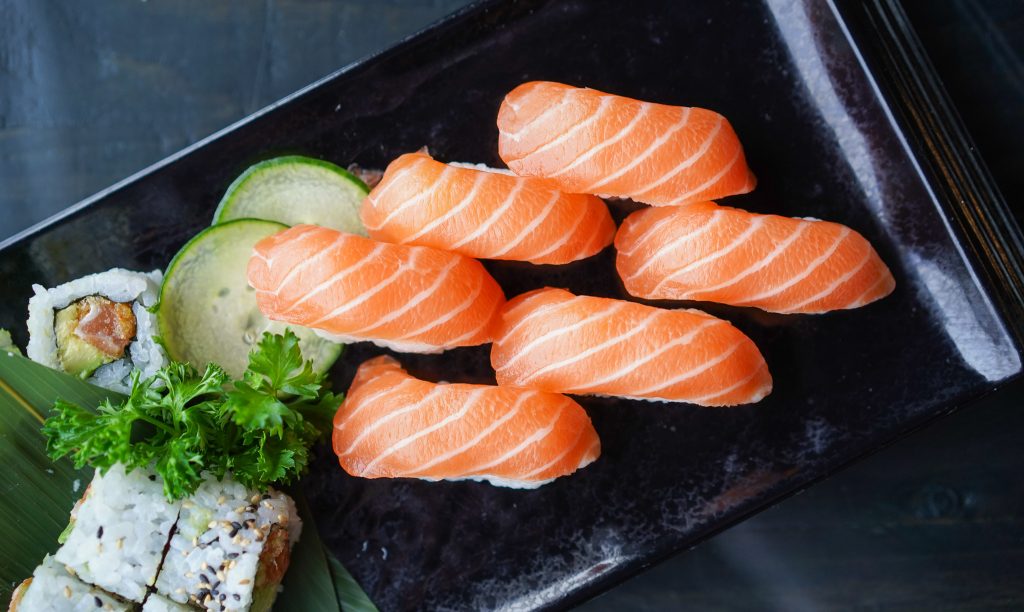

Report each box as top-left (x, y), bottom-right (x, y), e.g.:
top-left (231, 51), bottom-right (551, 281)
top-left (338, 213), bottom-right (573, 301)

top-left (54, 296), bottom-right (137, 377)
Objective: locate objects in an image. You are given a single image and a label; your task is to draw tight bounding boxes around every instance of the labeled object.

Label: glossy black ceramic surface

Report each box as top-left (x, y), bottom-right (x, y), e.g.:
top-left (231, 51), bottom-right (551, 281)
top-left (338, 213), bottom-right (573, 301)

top-left (1, 1), bottom-right (1021, 610)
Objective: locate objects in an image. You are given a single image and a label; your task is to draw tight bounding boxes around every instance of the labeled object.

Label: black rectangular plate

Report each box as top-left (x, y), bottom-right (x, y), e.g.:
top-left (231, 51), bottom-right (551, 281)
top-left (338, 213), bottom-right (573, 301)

top-left (2, 0), bottom-right (1022, 610)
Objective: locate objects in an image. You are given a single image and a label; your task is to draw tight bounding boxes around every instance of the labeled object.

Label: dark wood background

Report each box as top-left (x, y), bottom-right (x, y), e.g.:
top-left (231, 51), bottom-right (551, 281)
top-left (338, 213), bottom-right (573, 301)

top-left (0, 0), bottom-right (1020, 609)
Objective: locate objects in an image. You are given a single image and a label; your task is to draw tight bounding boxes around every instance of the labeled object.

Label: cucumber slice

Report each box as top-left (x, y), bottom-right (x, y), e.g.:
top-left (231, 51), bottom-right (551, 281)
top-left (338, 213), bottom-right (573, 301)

top-left (213, 156), bottom-right (369, 235)
top-left (157, 219), bottom-right (342, 377)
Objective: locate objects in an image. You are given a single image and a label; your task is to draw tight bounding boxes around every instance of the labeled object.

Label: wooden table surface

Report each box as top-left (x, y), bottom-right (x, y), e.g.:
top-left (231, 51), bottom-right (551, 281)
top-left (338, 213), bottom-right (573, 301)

top-left (0, 1), bottom-right (1020, 609)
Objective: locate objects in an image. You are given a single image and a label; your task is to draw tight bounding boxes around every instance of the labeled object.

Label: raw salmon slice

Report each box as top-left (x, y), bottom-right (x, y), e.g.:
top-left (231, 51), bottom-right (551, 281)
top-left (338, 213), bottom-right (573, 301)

top-left (497, 81), bottom-right (756, 206)
top-left (615, 202), bottom-right (896, 314)
top-left (491, 288), bottom-right (771, 406)
top-left (333, 355), bottom-right (601, 488)
top-left (361, 151), bottom-right (616, 265)
top-left (247, 225), bottom-right (505, 353)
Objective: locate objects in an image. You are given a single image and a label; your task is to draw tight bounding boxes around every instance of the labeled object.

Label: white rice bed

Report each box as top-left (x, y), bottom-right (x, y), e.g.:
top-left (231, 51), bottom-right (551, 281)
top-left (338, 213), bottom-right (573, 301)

top-left (15, 555), bottom-right (133, 612)
top-left (141, 592), bottom-right (192, 611)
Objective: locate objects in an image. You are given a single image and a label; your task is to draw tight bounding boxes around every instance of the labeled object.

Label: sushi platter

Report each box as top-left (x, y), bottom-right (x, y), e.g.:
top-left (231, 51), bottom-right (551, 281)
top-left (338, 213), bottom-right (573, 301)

top-left (1, 0), bottom-right (1023, 610)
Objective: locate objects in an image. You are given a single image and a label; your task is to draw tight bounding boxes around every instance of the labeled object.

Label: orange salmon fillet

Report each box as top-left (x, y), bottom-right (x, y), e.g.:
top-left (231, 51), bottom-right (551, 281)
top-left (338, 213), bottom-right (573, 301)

top-left (497, 81), bottom-right (756, 206)
top-left (362, 152), bottom-right (616, 265)
top-left (615, 202), bottom-right (896, 314)
top-left (491, 288), bottom-right (771, 406)
top-left (247, 225), bottom-right (505, 353)
top-left (333, 355), bottom-right (600, 487)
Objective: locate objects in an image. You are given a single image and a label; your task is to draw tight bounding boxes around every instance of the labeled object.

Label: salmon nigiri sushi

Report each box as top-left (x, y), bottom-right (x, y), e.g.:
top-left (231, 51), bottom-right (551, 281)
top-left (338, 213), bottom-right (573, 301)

top-left (333, 355), bottom-right (601, 488)
top-left (361, 151), bottom-right (616, 265)
top-left (491, 288), bottom-right (771, 406)
top-left (615, 202), bottom-right (896, 314)
top-left (497, 81), bottom-right (756, 206)
top-left (247, 225), bottom-right (505, 353)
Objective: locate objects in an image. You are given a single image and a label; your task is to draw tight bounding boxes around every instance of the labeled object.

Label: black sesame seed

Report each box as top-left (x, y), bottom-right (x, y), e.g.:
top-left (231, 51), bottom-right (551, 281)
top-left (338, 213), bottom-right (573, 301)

top-left (246, 504), bottom-right (257, 513)
top-left (148, 474), bottom-right (156, 481)
top-left (220, 593), bottom-right (226, 601)
top-left (96, 526), bottom-right (103, 539)
top-left (94, 596), bottom-right (102, 607)
top-left (227, 552), bottom-right (239, 559)
top-left (199, 573), bottom-right (209, 584)
top-left (261, 493), bottom-right (271, 500)
top-left (196, 588), bottom-right (210, 600)
top-left (233, 594), bottom-right (240, 601)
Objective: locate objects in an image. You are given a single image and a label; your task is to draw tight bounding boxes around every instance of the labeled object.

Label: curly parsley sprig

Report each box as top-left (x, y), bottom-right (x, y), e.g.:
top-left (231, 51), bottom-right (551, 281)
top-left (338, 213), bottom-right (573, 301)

top-left (42, 330), bottom-right (340, 500)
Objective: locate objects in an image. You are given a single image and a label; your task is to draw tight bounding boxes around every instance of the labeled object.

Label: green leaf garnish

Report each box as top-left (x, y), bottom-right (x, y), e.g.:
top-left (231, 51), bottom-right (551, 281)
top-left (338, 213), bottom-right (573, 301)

top-left (41, 329), bottom-right (340, 500)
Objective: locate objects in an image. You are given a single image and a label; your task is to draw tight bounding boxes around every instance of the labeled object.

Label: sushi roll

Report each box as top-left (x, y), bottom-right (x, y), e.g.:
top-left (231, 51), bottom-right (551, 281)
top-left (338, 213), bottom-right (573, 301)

top-left (614, 202), bottom-right (896, 314)
top-left (9, 555), bottom-right (133, 611)
top-left (491, 288), bottom-right (772, 406)
top-left (141, 593), bottom-right (192, 611)
top-left (247, 225), bottom-right (506, 353)
top-left (497, 81), bottom-right (757, 206)
top-left (333, 355), bottom-right (601, 487)
top-left (54, 464), bottom-right (182, 603)
top-left (361, 151), bottom-right (616, 265)
top-left (26, 268), bottom-right (167, 393)
top-left (155, 476), bottom-right (301, 611)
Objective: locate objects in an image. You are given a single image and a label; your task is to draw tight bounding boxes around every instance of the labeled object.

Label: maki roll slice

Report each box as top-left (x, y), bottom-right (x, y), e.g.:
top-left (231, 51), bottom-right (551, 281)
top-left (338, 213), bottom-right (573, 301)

top-left (53, 465), bottom-right (182, 603)
top-left (26, 269), bottom-right (167, 392)
top-left (10, 467), bottom-right (305, 611)
top-left (155, 476), bottom-right (301, 611)
top-left (9, 555), bottom-right (133, 611)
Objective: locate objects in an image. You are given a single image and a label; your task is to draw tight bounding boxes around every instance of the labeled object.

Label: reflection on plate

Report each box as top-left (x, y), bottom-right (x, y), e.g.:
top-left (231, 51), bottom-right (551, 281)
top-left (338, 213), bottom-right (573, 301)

top-left (0, 0), bottom-right (1021, 609)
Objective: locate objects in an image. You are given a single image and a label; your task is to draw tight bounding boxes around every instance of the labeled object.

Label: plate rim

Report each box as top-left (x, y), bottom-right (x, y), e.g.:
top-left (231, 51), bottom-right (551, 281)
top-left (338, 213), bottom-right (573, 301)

top-left (834, 0), bottom-right (1024, 349)
top-left (2, 0), bottom-right (1022, 609)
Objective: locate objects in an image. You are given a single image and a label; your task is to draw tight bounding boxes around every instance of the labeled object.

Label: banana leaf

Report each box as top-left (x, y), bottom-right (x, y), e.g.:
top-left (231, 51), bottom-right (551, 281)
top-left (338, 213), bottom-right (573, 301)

top-left (328, 551), bottom-right (382, 612)
top-left (0, 349), bottom-right (376, 611)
